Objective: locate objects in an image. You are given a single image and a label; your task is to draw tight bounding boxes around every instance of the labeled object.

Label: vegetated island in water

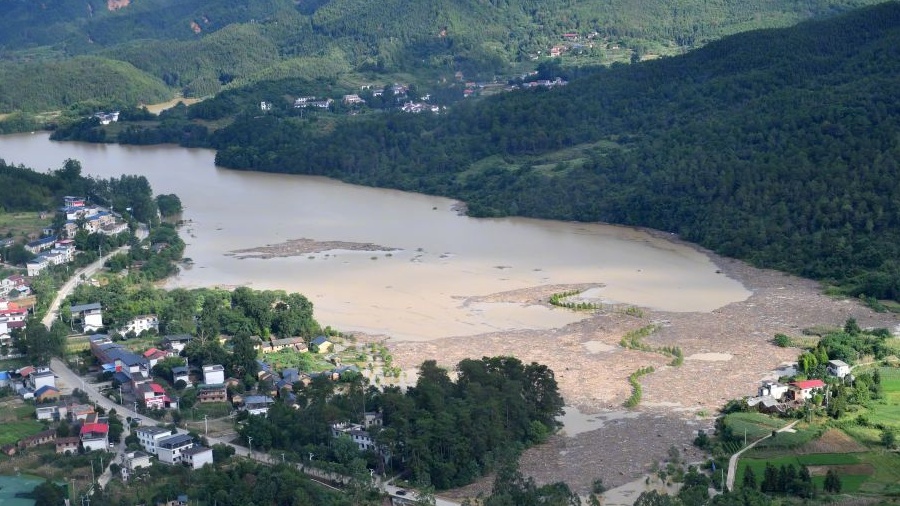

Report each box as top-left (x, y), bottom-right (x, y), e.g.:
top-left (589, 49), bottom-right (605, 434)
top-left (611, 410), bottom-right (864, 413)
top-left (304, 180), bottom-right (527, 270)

top-left (226, 237), bottom-right (401, 259)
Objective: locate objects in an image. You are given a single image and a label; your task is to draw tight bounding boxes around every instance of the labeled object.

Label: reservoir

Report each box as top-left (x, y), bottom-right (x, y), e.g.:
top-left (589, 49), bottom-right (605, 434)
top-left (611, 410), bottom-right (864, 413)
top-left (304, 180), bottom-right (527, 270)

top-left (0, 133), bottom-right (750, 340)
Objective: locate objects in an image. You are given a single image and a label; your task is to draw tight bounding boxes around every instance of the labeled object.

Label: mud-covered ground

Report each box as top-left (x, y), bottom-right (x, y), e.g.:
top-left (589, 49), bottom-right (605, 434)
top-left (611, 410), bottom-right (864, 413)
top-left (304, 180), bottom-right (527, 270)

top-left (361, 244), bottom-right (898, 499)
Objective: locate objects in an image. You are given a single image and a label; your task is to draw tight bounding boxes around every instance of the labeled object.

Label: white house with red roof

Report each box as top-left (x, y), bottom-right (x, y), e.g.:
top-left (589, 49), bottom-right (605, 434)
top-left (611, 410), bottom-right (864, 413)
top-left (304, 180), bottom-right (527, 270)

top-left (137, 382), bottom-right (172, 410)
top-left (80, 422), bottom-right (109, 451)
top-left (790, 379), bottom-right (826, 401)
top-left (143, 348), bottom-right (169, 367)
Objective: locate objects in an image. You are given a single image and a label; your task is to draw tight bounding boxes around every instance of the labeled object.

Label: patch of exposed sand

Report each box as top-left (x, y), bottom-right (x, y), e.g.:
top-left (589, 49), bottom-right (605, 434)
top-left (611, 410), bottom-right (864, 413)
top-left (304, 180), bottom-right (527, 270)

top-left (584, 341), bottom-right (615, 353)
top-left (226, 237), bottom-right (400, 259)
top-left (686, 352), bottom-right (733, 361)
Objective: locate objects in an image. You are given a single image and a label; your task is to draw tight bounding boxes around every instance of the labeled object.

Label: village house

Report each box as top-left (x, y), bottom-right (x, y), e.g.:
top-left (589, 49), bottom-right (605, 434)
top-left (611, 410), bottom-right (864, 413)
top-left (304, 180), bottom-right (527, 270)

top-left (310, 335), bottom-right (332, 353)
top-left (240, 395), bottom-right (275, 416)
top-left (19, 429), bottom-right (57, 449)
top-left (156, 434), bottom-right (196, 465)
top-left (124, 450), bottom-right (152, 471)
top-left (120, 314), bottom-right (159, 336)
top-left (172, 366), bottom-right (190, 386)
top-left (34, 385), bottom-right (61, 402)
top-left (137, 382), bottom-right (173, 410)
top-left (202, 364), bottom-right (225, 385)
top-left (143, 347), bottom-right (169, 367)
top-left (28, 368), bottom-right (55, 391)
top-left (197, 384), bottom-right (227, 403)
top-left (25, 236), bottom-right (56, 254)
top-left (261, 337), bottom-right (308, 354)
top-left (36, 405), bottom-right (59, 421)
top-left (93, 111), bottom-right (120, 125)
top-left (0, 275), bottom-right (30, 298)
top-left (68, 403), bottom-right (95, 422)
top-left (136, 426), bottom-right (175, 455)
top-left (791, 379), bottom-right (826, 401)
top-left (343, 94), bottom-right (365, 105)
top-left (70, 302), bottom-right (104, 332)
top-left (331, 422), bottom-right (378, 452)
top-left (827, 359), bottom-right (851, 378)
top-left (182, 445), bottom-right (214, 469)
top-left (80, 422), bottom-right (109, 451)
top-left (56, 436), bottom-right (80, 454)
top-left (163, 334), bottom-right (193, 353)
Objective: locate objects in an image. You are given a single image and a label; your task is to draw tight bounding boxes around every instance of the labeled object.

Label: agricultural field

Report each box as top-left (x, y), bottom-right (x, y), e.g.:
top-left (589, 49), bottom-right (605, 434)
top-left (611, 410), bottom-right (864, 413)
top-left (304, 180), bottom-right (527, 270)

top-left (0, 398), bottom-right (44, 446)
top-left (737, 425), bottom-right (900, 496)
top-left (0, 211), bottom-right (51, 240)
top-left (868, 367), bottom-right (900, 428)
top-left (723, 412), bottom-right (819, 449)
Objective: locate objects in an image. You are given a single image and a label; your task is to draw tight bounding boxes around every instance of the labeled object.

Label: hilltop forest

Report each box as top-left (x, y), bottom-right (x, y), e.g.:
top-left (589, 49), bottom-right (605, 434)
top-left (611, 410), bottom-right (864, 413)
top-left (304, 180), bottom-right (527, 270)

top-left (0, 0), bottom-right (888, 112)
top-left (204, 3), bottom-right (900, 302)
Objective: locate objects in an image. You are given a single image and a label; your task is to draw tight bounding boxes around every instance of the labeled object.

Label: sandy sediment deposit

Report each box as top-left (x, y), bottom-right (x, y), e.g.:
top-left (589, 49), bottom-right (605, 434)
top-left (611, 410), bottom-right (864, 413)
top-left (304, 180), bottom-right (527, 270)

top-left (373, 246), bottom-right (898, 499)
top-left (226, 238), bottom-right (400, 259)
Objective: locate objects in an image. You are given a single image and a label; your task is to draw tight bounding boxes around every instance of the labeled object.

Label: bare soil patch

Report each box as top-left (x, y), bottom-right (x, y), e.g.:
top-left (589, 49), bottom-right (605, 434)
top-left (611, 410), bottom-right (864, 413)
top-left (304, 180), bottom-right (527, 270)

top-left (795, 429), bottom-right (868, 454)
top-left (226, 237), bottom-right (400, 259)
top-left (807, 464), bottom-right (875, 477)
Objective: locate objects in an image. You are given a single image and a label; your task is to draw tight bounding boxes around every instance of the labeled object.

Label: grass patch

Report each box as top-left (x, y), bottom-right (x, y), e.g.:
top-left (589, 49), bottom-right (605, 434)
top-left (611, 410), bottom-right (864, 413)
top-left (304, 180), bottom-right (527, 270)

top-left (260, 350), bottom-right (332, 373)
top-left (183, 402), bottom-right (231, 419)
top-left (0, 211), bottom-right (52, 238)
top-left (0, 420), bottom-right (45, 445)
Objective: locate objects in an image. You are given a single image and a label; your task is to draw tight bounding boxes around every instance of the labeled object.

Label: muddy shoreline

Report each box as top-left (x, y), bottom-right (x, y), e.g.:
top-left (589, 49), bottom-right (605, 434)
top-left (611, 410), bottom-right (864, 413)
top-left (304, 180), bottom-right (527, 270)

top-left (366, 244), bottom-right (898, 499)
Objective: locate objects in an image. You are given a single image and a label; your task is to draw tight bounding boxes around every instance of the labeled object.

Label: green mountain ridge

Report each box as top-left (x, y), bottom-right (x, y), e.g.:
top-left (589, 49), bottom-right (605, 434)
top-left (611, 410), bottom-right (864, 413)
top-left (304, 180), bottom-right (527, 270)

top-left (0, 0), bottom-right (889, 112)
top-left (208, 2), bottom-right (900, 301)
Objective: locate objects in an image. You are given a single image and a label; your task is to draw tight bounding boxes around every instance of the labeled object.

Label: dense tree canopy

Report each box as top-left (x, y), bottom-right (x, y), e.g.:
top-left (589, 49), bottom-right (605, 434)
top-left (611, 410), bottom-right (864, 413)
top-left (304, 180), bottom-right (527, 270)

top-left (208, 3), bottom-right (900, 301)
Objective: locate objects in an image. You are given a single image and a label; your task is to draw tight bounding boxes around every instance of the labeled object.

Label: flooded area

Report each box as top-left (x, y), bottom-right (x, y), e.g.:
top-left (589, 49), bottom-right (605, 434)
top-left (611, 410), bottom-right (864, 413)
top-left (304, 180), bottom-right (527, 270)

top-left (0, 133), bottom-right (750, 340)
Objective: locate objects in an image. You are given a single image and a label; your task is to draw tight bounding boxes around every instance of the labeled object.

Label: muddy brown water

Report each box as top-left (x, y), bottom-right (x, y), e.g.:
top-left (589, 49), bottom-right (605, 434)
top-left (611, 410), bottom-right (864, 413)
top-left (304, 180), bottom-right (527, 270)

top-left (1, 133), bottom-right (750, 340)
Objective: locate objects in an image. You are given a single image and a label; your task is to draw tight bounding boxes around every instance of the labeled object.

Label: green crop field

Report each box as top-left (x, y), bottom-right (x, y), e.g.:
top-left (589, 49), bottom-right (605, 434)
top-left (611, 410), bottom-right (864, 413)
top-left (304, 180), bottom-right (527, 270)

top-left (737, 453), bottom-right (869, 493)
top-left (0, 420), bottom-right (46, 446)
top-left (865, 367), bottom-right (900, 428)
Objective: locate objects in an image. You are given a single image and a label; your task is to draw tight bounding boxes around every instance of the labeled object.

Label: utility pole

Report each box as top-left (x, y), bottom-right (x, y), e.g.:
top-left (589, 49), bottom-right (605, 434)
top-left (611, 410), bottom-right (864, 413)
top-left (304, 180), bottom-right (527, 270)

top-left (204, 414), bottom-right (208, 435)
top-left (281, 453), bottom-right (285, 463)
top-left (248, 436), bottom-right (253, 455)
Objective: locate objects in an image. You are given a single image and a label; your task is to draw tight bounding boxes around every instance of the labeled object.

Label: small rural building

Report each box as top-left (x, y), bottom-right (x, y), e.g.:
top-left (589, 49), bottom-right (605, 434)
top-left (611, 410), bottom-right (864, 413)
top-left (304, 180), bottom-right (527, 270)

top-left (826, 360), bottom-right (851, 378)
top-left (70, 302), bottom-right (104, 332)
top-left (80, 422), bottom-right (109, 451)
top-left (34, 385), bottom-right (61, 402)
top-left (790, 379), bottom-right (826, 401)
top-left (182, 445), bottom-right (213, 469)
top-left (202, 364), bottom-right (225, 385)
top-left (56, 436), bottom-right (81, 454)
top-left (758, 381), bottom-right (789, 401)
top-left (310, 335), bottom-right (332, 353)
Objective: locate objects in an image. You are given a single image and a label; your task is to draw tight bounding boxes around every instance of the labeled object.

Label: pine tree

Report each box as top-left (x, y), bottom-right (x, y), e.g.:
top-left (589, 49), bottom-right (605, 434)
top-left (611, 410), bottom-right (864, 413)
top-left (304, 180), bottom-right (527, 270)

top-left (742, 466), bottom-right (757, 490)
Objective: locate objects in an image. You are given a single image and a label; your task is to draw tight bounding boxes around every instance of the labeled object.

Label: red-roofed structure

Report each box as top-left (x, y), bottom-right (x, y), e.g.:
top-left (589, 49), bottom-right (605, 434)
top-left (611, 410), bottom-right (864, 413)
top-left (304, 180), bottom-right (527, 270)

top-left (791, 379), bottom-right (826, 401)
top-left (80, 423), bottom-right (109, 436)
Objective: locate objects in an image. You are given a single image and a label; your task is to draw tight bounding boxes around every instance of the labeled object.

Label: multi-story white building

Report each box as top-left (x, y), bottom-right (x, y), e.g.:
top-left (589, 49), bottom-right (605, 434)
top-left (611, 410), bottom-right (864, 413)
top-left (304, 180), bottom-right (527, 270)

top-left (135, 426), bottom-right (175, 455)
top-left (119, 314), bottom-right (159, 336)
top-left (156, 434), bottom-right (196, 465)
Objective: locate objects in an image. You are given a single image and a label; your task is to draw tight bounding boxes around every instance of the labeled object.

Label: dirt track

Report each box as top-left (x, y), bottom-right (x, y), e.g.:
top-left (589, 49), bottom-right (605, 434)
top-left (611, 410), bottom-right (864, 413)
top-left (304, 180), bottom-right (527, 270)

top-left (366, 244), bottom-right (898, 497)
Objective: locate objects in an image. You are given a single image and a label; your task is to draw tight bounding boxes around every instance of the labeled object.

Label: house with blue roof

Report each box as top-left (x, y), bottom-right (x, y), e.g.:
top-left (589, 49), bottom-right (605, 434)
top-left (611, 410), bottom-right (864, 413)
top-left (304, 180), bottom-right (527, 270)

top-left (310, 335), bottom-right (332, 353)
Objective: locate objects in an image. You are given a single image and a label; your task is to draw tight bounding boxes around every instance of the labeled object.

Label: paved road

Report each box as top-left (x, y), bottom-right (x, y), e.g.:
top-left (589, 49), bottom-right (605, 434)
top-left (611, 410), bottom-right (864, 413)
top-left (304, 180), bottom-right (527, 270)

top-left (725, 419), bottom-right (799, 491)
top-left (42, 226), bottom-right (147, 329)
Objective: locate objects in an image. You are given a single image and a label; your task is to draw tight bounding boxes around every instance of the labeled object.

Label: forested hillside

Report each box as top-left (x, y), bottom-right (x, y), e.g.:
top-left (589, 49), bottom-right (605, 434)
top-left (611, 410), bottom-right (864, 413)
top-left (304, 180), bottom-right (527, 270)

top-left (0, 0), bottom-right (887, 112)
top-left (211, 2), bottom-right (900, 301)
